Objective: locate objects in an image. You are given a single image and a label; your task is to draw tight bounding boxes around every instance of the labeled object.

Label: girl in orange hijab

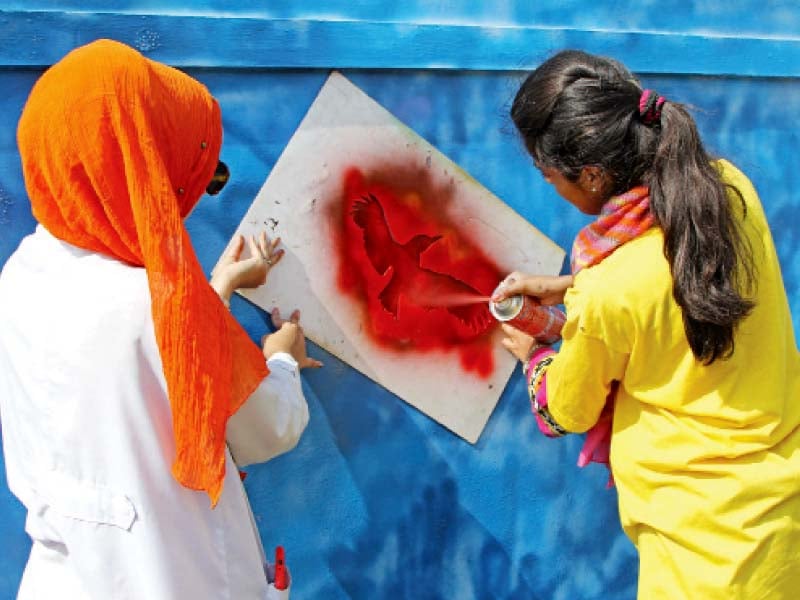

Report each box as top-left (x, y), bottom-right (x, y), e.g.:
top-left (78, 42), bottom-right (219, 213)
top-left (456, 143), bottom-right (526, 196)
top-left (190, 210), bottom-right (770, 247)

top-left (0, 39), bottom-right (316, 599)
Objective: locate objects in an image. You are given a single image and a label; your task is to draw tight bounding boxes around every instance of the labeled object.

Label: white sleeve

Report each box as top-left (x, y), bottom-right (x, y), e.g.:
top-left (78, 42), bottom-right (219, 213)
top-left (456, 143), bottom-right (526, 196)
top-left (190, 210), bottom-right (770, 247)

top-left (226, 352), bottom-right (310, 467)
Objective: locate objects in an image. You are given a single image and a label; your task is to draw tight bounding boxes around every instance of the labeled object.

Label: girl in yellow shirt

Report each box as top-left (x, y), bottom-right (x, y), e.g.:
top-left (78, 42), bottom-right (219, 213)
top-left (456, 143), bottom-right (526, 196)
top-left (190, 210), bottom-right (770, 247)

top-left (497, 49), bottom-right (800, 599)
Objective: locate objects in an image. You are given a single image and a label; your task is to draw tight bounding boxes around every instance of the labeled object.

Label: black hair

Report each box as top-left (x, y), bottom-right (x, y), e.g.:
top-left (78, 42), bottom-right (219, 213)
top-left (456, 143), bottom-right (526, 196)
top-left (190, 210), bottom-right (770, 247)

top-left (511, 49), bottom-right (755, 364)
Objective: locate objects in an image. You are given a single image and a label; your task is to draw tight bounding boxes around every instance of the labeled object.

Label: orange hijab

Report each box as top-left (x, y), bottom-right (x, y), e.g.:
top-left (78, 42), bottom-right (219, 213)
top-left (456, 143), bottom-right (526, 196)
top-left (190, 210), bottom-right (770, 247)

top-left (17, 39), bottom-right (268, 505)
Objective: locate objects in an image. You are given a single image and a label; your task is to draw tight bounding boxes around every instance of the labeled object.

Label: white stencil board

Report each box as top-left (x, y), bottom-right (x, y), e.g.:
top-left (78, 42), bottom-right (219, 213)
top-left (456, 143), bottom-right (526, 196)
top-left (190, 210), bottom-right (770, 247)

top-left (233, 72), bottom-right (564, 443)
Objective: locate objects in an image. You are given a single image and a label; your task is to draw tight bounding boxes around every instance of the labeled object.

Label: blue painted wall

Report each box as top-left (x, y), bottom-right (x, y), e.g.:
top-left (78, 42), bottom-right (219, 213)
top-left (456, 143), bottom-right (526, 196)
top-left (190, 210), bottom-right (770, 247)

top-left (1, 4), bottom-right (799, 599)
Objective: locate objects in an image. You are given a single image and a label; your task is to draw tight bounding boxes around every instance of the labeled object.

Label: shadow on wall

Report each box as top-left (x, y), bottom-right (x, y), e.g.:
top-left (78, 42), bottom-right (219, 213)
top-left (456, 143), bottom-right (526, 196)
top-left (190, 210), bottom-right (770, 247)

top-left (240, 320), bottom-right (638, 600)
top-left (332, 478), bottom-right (538, 599)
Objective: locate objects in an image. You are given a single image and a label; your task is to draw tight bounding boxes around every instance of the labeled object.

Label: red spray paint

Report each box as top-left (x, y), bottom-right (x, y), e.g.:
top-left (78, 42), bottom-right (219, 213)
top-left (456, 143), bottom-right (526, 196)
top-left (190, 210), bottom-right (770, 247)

top-left (329, 165), bottom-right (503, 377)
top-left (489, 292), bottom-right (566, 344)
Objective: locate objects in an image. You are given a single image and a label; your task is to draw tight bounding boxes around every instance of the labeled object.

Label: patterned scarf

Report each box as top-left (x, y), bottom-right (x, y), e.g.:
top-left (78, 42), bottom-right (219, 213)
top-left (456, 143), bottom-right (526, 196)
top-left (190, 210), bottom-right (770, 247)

top-left (571, 186), bottom-right (654, 273)
top-left (570, 186), bottom-right (654, 478)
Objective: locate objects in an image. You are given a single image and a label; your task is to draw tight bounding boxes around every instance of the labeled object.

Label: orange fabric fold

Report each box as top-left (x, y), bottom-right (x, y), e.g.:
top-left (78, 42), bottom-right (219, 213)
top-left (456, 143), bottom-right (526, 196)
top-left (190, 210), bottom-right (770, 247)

top-left (17, 39), bottom-right (268, 505)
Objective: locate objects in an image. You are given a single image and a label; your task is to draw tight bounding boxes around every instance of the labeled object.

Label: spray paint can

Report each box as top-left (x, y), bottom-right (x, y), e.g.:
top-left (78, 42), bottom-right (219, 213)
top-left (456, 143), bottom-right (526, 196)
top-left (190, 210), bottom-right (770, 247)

top-left (489, 288), bottom-right (566, 344)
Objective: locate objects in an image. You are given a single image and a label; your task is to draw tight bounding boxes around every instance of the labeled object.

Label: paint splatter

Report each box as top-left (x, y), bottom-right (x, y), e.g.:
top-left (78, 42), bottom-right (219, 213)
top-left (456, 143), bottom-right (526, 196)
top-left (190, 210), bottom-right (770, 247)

top-left (330, 165), bottom-right (502, 377)
top-left (0, 186), bottom-right (11, 225)
top-left (134, 29), bottom-right (161, 53)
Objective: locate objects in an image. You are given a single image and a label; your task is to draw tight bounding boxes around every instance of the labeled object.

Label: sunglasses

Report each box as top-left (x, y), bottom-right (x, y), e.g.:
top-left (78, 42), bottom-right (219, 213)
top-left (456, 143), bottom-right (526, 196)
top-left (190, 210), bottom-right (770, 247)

top-left (206, 160), bottom-right (230, 195)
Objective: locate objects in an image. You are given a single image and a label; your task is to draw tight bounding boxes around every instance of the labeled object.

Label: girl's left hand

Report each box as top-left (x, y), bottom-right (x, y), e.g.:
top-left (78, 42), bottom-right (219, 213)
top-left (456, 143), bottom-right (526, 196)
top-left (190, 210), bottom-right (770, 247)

top-left (492, 272), bottom-right (573, 306)
top-left (262, 308), bottom-right (323, 370)
top-left (211, 231), bottom-right (284, 303)
top-left (500, 323), bottom-right (537, 362)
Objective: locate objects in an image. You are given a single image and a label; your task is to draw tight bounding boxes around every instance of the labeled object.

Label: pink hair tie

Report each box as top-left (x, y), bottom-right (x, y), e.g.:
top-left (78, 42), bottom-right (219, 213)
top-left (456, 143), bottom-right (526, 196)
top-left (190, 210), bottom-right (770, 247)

top-left (638, 89), bottom-right (666, 126)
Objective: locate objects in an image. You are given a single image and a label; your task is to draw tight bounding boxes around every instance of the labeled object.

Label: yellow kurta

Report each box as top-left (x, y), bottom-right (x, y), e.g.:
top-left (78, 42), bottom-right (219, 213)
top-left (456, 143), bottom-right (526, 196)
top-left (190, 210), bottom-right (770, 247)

top-left (545, 160), bottom-right (800, 599)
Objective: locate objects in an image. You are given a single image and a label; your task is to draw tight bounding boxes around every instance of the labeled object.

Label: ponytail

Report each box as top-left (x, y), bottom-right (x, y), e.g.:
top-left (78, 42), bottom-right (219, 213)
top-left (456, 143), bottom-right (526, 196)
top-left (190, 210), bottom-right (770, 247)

top-left (511, 50), bottom-right (756, 364)
top-left (647, 102), bottom-right (755, 363)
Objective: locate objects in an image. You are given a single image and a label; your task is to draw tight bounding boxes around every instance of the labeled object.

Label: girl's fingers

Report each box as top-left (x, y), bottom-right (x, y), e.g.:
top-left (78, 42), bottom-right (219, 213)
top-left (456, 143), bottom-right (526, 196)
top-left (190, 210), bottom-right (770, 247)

top-left (271, 307), bottom-right (299, 327)
top-left (250, 232), bottom-right (284, 266)
top-left (224, 234), bottom-right (245, 260)
top-left (492, 272), bottom-right (521, 300)
top-left (269, 235), bottom-right (281, 253)
top-left (247, 234), bottom-right (261, 259)
top-left (270, 249), bottom-right (285, 267)
top-left (259, 231), bottom-right (271, 256)
top-left (221, 230), bottom-right (286, 265)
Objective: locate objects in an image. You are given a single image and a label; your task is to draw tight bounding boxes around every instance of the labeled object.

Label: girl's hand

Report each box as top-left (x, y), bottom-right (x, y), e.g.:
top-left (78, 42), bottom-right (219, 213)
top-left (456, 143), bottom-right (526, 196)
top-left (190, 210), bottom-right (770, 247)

top-left (211, 231), bottom-right (284, 303)
top-left (491, 272), bottom-right (573, 306)
top-left (261, 308), bottom-right (323, 370)
top-left (500, 323), bottom-right (537, 362)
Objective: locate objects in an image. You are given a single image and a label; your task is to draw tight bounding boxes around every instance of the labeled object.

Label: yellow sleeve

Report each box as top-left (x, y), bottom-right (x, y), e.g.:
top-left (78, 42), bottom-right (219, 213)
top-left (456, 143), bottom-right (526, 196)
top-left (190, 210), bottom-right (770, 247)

top-left (545, 281), bottom-right (630, 433)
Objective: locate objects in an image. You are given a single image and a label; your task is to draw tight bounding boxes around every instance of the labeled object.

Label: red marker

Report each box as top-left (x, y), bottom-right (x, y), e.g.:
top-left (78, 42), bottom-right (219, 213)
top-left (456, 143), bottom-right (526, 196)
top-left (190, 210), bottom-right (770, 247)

top-left (273, 546), bottom-right (288, 590)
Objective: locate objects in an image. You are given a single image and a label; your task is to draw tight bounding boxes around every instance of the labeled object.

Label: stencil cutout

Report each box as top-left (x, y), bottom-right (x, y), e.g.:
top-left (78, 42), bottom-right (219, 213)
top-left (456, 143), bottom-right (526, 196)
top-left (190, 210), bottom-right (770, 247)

top-left (234, 72), bottom-right (564, 443)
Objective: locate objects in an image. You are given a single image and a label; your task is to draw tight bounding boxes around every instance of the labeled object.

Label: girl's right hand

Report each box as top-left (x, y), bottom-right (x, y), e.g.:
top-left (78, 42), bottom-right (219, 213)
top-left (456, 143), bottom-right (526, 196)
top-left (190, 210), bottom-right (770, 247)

top-left (491, 272), bottom-right (574, 305)
top-left (261, 308), bottom-right (323, 370)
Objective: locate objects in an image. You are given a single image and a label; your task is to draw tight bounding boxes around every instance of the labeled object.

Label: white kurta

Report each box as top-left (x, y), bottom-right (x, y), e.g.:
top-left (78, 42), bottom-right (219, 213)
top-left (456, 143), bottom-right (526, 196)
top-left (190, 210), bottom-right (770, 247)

top-left (0, 226), bottom-right (309, 599)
